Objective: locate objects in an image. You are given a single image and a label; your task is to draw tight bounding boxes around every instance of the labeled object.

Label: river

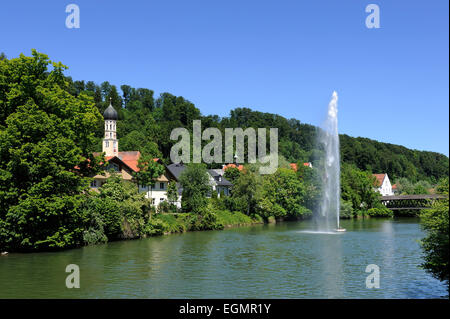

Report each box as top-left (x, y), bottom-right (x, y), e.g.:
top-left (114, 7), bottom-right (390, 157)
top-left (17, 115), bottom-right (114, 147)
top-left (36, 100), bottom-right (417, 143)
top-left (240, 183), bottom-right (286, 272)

top-left (0, 217), bottom-right (447, 298)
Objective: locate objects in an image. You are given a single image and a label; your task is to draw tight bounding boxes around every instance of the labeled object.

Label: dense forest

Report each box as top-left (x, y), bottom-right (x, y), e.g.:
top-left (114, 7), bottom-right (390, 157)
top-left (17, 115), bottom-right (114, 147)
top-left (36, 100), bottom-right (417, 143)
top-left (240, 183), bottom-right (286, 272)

top-left (64, 77), bottom-right (449, 184)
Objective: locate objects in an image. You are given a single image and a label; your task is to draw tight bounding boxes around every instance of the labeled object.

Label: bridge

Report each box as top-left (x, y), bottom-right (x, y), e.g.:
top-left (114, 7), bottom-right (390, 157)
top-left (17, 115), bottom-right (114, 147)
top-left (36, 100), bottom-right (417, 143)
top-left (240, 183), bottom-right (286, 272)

top-left (380, 194), bottom-right (448, 210)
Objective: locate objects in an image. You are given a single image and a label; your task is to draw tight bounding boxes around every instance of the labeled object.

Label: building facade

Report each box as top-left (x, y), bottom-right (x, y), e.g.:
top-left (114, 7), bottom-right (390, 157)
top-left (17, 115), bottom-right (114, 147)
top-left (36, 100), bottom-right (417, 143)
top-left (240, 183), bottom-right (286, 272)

top-left (373, 173), bottom-right (394, 196)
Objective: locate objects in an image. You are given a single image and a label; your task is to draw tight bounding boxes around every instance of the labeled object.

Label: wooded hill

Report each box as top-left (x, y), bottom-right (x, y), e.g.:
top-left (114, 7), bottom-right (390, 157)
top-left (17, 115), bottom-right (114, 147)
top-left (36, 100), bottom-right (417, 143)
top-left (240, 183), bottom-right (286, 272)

top-left (67, 79), bottom-right (448, 184)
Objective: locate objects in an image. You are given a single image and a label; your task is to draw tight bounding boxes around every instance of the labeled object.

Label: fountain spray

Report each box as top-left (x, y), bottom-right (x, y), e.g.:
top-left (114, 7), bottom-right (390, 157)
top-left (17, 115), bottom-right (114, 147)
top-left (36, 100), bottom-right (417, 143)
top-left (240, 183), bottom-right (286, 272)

top-left (318, 91), bottom-right (345, 232)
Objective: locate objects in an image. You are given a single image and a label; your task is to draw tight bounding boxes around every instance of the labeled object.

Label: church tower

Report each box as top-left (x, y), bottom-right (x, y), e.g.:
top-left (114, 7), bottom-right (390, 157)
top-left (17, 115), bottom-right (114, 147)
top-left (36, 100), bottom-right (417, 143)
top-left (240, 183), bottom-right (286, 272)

top-left (102, 100), bottom-right (119, 157)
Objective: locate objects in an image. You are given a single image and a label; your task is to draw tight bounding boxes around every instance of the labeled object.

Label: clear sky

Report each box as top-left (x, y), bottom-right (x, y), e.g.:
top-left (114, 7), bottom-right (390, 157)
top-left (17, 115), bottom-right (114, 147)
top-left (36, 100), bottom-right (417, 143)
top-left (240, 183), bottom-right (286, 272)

top-left (1, 0), bottom-right (448, 155)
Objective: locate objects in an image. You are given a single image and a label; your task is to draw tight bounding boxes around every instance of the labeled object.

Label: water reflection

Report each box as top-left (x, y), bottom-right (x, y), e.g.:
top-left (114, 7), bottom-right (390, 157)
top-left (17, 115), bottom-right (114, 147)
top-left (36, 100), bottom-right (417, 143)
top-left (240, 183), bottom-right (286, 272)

top-left (0, 218), bottom-right (447, 299)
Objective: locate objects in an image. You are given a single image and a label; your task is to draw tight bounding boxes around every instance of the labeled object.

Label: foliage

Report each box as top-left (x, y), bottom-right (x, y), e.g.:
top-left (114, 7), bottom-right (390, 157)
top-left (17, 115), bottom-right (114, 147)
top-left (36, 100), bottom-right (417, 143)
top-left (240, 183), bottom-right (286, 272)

top-left (230, 165), bottom-right (261, 216)
top-left (420, 177), bottom-right (449, 286)
top-left (340, 199), bottom-right (354, 219)
top-left (214, 209), bottom-right (262, 226)
top-left (395, 177), bottom-right (431, 195)
top-left (187, 204), bottom-right (223, 231)
top-left (167, 181), bottom-right (179, 205)
top-left (67, 75), bottom-right (448, 183)
top-left (256, 168), bottom-right (310, 219)
top-left (0, 50), bottom-right (103, 251)
top-left (340, 163), bottom-right (381, 213)
top-left (134, 155), bottom-right (165, 192)
top-left (224, 167), bottom-right (241, 183)
top-left (179, 163), bottom-right (211, 213)
top-left (366, 206), bottom-right (394, 218)
top-left (81, 173), bottom-right (152, 242)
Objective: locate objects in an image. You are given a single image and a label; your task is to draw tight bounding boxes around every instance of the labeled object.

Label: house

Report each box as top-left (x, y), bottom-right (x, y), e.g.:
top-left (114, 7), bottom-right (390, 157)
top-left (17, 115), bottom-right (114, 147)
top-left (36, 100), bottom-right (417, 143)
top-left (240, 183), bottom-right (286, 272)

top-left (372, 173), bottom-right (394, 196)
top-left (167, 163), bottom-right (233, 199)
top-left (90, 101), bottom-right (176, 207)
top-left (208, 169), bottom-right (232, 196)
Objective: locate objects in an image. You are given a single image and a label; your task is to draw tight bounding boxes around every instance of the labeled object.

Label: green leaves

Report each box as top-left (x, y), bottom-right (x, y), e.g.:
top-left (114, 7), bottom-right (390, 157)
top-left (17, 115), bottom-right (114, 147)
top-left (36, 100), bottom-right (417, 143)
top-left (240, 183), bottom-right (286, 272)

top-left (420, 177), bottom-right (449, 285)
top-left (179, 164), bottom-right (211, 214)
top-left (0, 50), bottom-right (103, 251)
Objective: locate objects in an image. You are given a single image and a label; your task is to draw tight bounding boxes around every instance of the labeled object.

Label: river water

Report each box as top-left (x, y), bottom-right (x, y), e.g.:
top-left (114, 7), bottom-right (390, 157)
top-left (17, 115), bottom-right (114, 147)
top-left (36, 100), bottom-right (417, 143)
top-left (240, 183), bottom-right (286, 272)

top-left (0, 218), bottom-right (447, 298)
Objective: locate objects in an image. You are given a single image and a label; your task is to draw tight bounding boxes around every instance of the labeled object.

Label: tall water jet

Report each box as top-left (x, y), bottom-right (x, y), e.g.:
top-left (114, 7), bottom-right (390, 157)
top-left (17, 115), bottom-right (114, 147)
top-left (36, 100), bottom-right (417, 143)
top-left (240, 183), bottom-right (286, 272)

top-left (317, 91), bottom-right (343, 231)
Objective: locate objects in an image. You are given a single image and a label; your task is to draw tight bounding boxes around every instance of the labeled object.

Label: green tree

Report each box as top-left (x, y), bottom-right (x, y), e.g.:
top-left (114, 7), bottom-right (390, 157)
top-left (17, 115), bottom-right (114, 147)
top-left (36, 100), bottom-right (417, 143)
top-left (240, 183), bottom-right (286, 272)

top-left (0, 50), bottom-right (103, 251)
top-left (256, 168), bottom-right (310, 220)
top-left (340, 163), bottom-right (381, 213)
top-left (420, 177), bottom-right (449, 288)
top-left (179, 164), bottom-right (211, 213)
top-left (231, 166), bottom-right (261, 216)
top-left (224, 167), bottom-right (240, 183)
top-left (134, 155), bottom-right (165, 204)
top-left (84, 172), bottom-right (151, 241)
top-left (167, 181), bottom-right (179, 206)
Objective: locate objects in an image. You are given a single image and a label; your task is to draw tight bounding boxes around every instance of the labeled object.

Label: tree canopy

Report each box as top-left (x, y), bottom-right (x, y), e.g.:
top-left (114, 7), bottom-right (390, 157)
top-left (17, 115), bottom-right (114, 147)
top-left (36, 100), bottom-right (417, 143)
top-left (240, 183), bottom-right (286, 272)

top-left (0, 50), bottom-right (103, 251)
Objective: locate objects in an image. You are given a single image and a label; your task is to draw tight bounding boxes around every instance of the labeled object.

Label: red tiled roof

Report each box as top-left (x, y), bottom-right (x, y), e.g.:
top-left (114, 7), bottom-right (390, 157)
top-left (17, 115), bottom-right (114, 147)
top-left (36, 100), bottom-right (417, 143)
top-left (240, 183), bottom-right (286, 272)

top-left (223, 163), bottom-right (244, 171)
top-left (91, 151), bottom-right (160, 172)
top-left (392, 184), bottom-right (397, 189)
top-left (372, 173), bottom-right (386, 187)
top-left (290, 163), bottom-right (312, 171)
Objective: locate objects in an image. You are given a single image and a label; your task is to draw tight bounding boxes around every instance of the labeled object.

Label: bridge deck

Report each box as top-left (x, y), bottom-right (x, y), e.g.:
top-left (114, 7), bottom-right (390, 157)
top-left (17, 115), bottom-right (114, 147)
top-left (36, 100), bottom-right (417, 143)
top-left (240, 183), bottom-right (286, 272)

top-left (380, 194), bottom-right (447, 201)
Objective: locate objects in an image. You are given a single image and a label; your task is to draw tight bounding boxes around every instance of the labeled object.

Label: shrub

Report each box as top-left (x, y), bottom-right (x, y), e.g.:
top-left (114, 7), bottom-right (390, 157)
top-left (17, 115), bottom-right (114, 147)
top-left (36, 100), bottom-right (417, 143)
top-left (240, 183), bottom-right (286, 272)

top-left (340, 199), bottom-right (354, 219)
top-left (188, 206), bottom-right (223, 231)
top-left (366, 206), bottom-right (393, 217)
top-left (143, 218), bottom-right (166, 236)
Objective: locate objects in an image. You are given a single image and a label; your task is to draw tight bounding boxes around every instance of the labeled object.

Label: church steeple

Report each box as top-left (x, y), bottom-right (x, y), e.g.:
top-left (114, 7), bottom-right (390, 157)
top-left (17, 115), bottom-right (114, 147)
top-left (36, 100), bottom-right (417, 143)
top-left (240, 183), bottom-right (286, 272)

top-left (102, 99), bottom-right (118, 157)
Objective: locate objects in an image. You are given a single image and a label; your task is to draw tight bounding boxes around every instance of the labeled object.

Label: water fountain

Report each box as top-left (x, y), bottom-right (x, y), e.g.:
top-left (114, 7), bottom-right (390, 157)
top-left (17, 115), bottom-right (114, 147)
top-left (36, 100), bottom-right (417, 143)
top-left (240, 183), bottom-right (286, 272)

top-left (317, 91), bottom-right (345, 232)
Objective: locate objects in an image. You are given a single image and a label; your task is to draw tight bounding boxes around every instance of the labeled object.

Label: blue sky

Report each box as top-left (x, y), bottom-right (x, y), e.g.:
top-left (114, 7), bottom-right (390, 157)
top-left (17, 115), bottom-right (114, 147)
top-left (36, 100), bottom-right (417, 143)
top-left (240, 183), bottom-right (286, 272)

top-left (1, 0), bottom-right (448, 155)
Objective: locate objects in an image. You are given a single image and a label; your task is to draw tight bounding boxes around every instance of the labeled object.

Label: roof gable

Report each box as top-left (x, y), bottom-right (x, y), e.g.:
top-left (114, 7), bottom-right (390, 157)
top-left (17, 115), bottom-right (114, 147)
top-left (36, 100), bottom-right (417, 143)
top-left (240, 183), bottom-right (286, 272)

top-left (373, 173), bottom-right (387, 187)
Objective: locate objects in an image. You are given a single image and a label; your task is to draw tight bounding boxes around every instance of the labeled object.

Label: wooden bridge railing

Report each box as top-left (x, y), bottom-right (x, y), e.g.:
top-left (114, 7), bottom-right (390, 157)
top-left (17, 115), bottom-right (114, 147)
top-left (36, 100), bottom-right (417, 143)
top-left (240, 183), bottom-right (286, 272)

top-left (380, 194), bottom-right (448, 210)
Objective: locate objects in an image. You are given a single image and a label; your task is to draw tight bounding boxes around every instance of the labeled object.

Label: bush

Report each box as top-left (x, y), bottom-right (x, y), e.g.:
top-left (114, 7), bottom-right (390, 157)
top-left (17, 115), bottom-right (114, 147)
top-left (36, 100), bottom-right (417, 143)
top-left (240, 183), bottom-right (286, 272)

top-left (155, 214), bottom-right (187, 233)
top-left (340, 199), bottom-right (354, 219)
top-left (188, 206), bottom-right (223, 231)
top-left (82, 227), bottom-right (108, 246)
top-left (366, 206), bottom-right (393, 217)
top-left (143, 218), bottom-right (166, 236)
top-left (215, 210), bottom-right (260, 226)
top-left (420, 177), bottom-right (449, 285)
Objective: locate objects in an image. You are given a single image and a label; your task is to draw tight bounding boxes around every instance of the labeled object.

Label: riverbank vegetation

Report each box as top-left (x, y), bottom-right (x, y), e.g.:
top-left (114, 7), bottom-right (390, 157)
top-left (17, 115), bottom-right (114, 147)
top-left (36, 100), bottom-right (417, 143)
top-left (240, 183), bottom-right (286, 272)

top-left (420, 177), bottom-right (449, 290)
top-left (1, 50), bottom-right (448, 253)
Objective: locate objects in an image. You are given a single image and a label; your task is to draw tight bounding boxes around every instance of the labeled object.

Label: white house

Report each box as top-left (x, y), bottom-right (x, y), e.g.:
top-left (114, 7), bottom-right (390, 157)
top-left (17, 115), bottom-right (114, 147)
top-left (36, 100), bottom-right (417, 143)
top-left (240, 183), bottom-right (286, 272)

top-left (208, 169), bottom-right (232, 197)
top-left (373, 173), bottom-right (394, 196)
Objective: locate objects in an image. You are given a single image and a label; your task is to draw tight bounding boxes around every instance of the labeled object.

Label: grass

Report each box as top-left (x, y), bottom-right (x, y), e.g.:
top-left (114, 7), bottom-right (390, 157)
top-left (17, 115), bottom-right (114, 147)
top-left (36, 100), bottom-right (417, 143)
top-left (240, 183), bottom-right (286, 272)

top-left (215, 210), bottom-right (263, 227)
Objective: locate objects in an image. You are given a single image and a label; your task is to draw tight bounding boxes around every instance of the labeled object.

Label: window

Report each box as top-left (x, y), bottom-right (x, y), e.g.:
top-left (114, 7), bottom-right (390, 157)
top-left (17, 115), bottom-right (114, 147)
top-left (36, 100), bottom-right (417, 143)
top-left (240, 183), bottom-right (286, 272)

top-left (90, 180), bottom-right (97, 187)
top-left (105, 141), bottom-right (109, 147)
top-left (152, 198), bottom-right (155, 205)
top-left (160, 198), bottom-right (165, 202)
top-left (160, 182), bottom-right (164, 189)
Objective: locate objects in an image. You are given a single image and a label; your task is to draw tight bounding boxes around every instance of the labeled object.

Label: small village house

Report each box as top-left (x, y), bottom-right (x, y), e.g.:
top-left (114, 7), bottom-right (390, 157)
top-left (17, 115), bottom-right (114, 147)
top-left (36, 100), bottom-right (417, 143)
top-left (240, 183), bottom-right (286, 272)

top-left (372, 173), bottom-right (394, 196)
